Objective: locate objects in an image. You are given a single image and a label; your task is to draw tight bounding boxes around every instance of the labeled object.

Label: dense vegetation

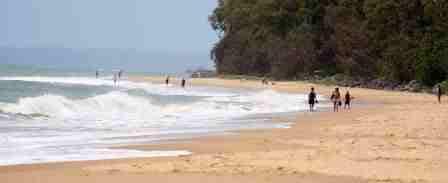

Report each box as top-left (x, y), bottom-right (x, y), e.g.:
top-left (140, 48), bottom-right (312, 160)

top-left (209, 0), bottom-right (448, 87)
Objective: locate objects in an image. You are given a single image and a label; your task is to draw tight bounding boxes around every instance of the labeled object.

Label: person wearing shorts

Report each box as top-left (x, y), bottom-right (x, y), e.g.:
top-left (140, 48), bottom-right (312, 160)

top-left (331, 88), bottom-right (341, 112)
top-left (344, 90), bottom-right (353, 109)
top-left (308, 87), bottom-right (318, 112)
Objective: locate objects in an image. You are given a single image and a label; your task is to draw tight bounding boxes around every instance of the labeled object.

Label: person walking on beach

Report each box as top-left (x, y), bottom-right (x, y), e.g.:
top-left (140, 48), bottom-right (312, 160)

top-left (344, 90), bottom-right (354, 109)
top-left (331, 88), bottom-right (341, 112)
top-left (437, 85), bottom-right (443, 103)
top-left (181, 78), bottom-right (186, 88)
top-left (165, 76), bottom-right (170, 85)
top-left (118, 70), bottom-right (123, 80)
top-left (308, 87), bottom-right (318, 112)
top-left (113, 73), bottom-right (118, 86)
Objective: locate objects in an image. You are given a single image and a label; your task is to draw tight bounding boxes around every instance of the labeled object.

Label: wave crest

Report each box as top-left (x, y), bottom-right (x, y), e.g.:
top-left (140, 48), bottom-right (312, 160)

top-left (0, 92), bottom-right (160, 120)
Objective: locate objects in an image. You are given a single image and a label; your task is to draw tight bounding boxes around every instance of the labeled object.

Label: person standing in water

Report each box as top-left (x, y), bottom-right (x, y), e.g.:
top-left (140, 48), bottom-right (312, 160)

top-left (308, 87), bottom-right (318, 112)
top-left (344, 90), bottom-right (354, 109)
top-left (437, 85), bottom-right (443, 103)
top-left (95, 70), bottom-right (99, 79)
top-left (181, 78), bottom-right (186, 88)
top-left (331, 88), bottom-right (341, 112)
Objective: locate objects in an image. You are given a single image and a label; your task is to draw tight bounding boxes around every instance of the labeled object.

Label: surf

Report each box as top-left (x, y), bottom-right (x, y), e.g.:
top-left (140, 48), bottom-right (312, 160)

top-left (0, 76), bottom-right (320, 166)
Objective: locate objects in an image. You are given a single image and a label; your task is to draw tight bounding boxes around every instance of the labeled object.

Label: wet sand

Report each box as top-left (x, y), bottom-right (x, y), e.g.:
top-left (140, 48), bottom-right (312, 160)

top-left (1, 76), bottom-right (447, 183)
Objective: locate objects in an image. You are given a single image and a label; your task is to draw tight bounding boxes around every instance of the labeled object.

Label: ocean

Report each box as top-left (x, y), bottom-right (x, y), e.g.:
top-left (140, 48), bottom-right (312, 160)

top-left (0, 66), bottom-right (323, 166)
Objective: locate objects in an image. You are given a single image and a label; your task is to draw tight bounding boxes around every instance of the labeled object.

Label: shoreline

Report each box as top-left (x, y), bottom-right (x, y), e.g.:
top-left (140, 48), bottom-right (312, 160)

top-left (1, 76), bottom-right (447, 183)
top-left (0, 77), bottom-right (319, 166)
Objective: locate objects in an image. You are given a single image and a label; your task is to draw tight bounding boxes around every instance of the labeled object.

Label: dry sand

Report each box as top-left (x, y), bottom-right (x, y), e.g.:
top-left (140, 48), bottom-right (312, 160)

top-left (1, 76), bottom-right (447, 183)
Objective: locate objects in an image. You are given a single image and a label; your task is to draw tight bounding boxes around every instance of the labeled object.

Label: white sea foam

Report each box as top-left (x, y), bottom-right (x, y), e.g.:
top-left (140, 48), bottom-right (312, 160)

top-left (0, 76), bottom-right (236, 97)
top-left (0, 76), bottom-right (327, 165)
top-left (0, 90), bottom-right (304, 124)
top-left (0, 76), bottom-right (115, 86)
top-left (0, 148), bottom-right (191, 166)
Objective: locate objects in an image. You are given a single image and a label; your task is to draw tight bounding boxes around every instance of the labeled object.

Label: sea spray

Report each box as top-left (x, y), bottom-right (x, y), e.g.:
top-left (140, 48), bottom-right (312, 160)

top-left (0, 76), bottom-right (326, 165)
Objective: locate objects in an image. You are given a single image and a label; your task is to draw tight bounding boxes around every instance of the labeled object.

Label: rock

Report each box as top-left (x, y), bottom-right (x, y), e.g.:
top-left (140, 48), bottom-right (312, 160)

top-left (432, 82), bottom-right (447, 94)
top-left (395, 84), bottom-right (408, 91)
top-left (405, 80), bottom-right (422, 92)
top-left (432, 85), bottom-right (439, 94)
top-left (384, 85), bottom-right (394, 90)
top-left (384, 81), bottom-right (400, 90)
top-left (349, 81), bottom-right (362, 88)
top-left (312, 75), bottom-right (322, 80)
top-left (365, 78), bottom-right (385, 89)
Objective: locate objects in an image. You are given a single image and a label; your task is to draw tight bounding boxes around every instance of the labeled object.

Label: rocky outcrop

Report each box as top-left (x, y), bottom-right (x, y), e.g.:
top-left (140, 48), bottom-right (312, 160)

top-left (310, 75), bottom-right (428, 93)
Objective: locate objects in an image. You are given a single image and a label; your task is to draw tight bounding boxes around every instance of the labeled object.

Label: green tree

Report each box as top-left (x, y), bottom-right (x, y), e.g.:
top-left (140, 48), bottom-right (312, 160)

top-left (209, 0), bottom-right (448, 85)
top-left (416, 36), bottom-right (448, 86)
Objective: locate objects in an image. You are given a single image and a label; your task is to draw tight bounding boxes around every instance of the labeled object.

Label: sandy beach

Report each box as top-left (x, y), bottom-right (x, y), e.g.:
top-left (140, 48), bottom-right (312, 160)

top-left (1, 76), bottom-right (447, 183)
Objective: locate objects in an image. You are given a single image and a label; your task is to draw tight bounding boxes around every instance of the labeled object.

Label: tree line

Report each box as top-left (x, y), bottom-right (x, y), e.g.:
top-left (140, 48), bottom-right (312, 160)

top-left (209, 0), bottom-right (448, 87)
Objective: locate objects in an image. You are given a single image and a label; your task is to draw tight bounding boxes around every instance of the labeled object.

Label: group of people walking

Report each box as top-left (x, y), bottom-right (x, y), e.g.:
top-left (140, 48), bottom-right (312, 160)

top-left (165, 76), bottom-right (187, 88)
top-left (308, 85), bottom-right (444, 112)
top-left (113, 70), bottom-right (124, 86)
top-left (96, 71), bottom-right (444, 107)
top-left (330, 88), bottom-right (354, 112)
top-left (95, 69), bottom-right (124, 86)
top-left (308, 87), bottom-right (354, 112)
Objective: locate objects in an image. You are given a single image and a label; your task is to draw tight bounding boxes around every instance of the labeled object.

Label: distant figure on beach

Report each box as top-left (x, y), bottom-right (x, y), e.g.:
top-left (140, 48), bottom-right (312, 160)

top-left (262, 77), bottom-right (268, 85)
top-left (437, 85), bottom-right (443, 103)
top-left (308, 87), bottom-right (318, 112)
top-left (95, 70), bottom-right (99, 79)
top-left (181, 78), bottom-right (186, 88)
top-left (113, 74), bottom-right (118, 86)
top-left (344, 90), bottom-right (354, 109)
top-left (331, 88), bottom-right (341, 112)
top-left (118, 70), bottom-right (123, 79)
top-left (165, 76), bottom-right (170, 85)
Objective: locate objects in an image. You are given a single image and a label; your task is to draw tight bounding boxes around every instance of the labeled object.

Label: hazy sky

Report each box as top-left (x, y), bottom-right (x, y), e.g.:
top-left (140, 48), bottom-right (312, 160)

top-left (1, 0), bottom-right (218, 54)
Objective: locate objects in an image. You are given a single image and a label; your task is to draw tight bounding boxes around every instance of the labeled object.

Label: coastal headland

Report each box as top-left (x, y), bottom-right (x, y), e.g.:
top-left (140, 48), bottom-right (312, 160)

top-left (1, 76), bottom-right (447, 183)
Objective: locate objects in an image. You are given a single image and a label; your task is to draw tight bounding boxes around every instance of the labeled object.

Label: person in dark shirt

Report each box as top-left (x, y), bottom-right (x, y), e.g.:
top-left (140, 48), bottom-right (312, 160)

top-left (165, 76), bottom-right (170, 85)
top-left (181, 78), bottom-right (186, 88)
top-left (438, 85), bottom-right (443, 104)
top-left (344, 91), bottom-right (354, 109)
top-left (308, 87), bottom-right (318, 112)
